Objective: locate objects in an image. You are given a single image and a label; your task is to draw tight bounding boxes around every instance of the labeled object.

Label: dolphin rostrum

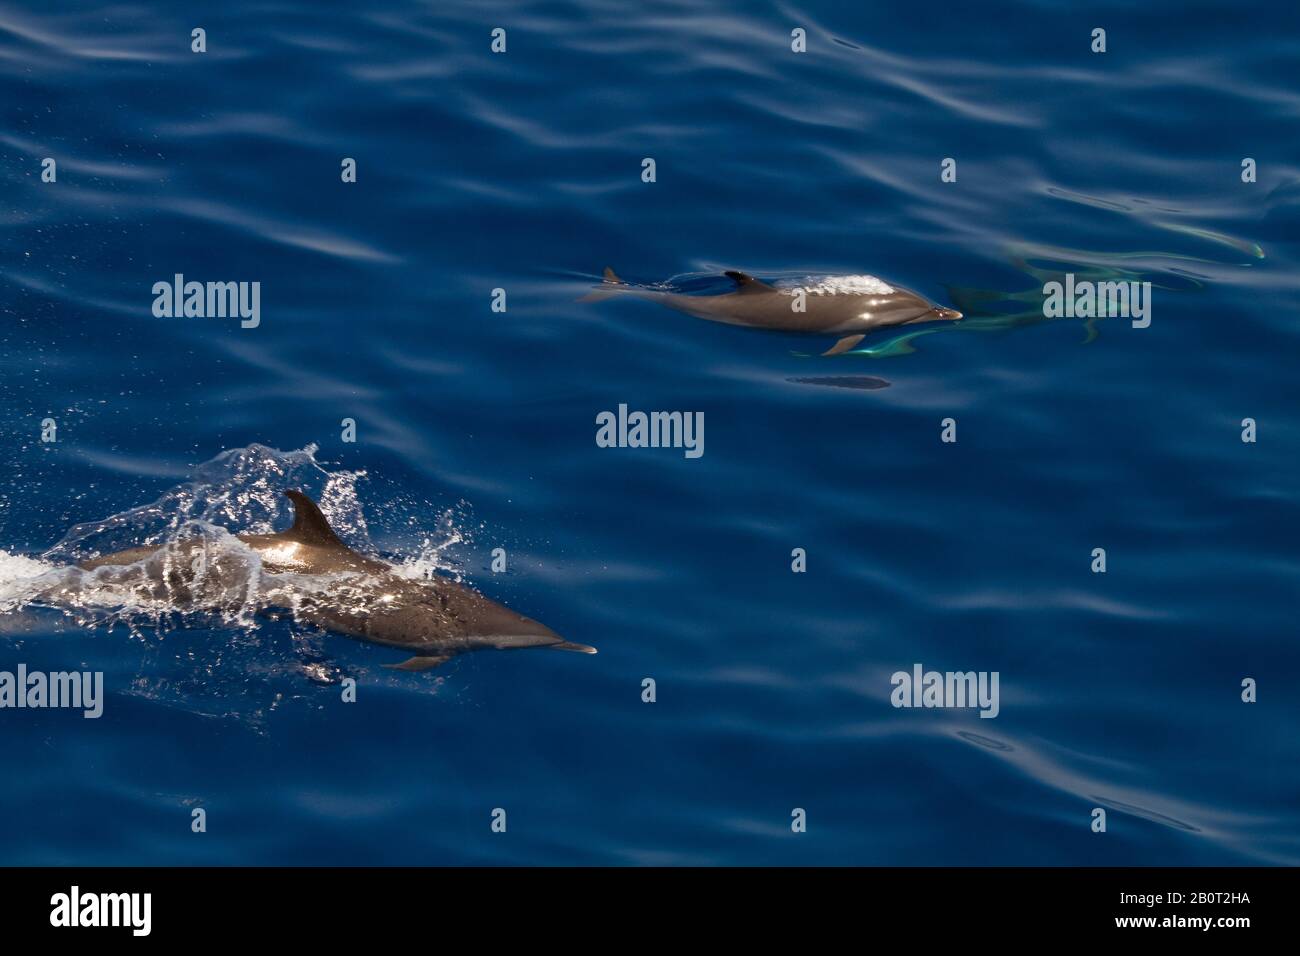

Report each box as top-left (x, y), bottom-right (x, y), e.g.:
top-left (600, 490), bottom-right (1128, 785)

top-left (582, 267), bottom-right (962, 355)
top-left (72, 490), bottom-right (595, 672)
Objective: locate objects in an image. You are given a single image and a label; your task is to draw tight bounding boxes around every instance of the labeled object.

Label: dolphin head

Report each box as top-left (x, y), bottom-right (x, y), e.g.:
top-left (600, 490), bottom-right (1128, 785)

top-left (911, 305), bottom-right (963, 323)
top-left (872, 287), bottom-right (963, 327)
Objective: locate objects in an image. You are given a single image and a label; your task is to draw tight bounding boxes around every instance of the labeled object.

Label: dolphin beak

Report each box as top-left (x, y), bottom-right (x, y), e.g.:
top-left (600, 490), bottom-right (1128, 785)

top-left (906, 307), bottom-right (963, 325)
top-left (483, 608), bottom-right (570, 650)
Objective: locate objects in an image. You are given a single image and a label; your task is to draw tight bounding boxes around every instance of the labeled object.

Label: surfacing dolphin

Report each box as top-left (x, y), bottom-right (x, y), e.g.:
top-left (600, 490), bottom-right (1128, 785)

top-left (73, 490), bottom-right (595, 672)
top-left (582, 267), bottom-right (962, 355)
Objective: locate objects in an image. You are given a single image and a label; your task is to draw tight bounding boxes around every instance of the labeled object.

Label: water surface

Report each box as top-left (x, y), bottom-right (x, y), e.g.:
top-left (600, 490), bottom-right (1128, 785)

top-left (1, 0), bottom-right (1298, 865)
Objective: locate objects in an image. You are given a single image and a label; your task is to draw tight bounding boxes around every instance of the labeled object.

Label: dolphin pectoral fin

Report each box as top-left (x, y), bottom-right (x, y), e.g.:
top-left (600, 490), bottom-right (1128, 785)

top-left (822, 334), bottom-right (866, 356)
top-left (384, 654), bottom-right (452, 672)
top-left (724, 270), bottom-right (777, 294)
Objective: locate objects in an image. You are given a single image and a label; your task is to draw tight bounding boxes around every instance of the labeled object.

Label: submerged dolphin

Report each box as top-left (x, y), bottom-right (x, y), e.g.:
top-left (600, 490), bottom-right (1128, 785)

top-left (582, 267), bottom-right (962, 355)
top-left (71, 490), bottom-right (595, 672)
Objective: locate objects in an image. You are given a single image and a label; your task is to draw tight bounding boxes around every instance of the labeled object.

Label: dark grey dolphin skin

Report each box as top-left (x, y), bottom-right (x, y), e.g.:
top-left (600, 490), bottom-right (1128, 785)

top-left (582, 267), bottom-right (962, 355)
top-left (76, 490), bottom-right (595, 672)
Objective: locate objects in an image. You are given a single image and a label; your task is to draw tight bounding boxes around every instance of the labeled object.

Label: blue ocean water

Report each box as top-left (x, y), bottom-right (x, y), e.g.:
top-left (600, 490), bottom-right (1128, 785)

top-left (1, 0), bottom-right (1298, 866)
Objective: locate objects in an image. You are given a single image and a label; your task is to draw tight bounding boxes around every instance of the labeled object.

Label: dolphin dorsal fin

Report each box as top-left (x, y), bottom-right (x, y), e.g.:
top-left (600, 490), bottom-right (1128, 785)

top-left (724, 270), bottom-right (775, 294)
top-left (283, 490), bottom-right (347, 548)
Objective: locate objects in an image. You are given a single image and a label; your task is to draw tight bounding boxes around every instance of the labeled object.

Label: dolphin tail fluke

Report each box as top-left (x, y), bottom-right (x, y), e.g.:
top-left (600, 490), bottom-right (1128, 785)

top-left (385, 654), bottom-right (452, 672)
top-left (577, 267), bottom-right (627, 303)
top-left (550, 641), bottom-right (598, 655)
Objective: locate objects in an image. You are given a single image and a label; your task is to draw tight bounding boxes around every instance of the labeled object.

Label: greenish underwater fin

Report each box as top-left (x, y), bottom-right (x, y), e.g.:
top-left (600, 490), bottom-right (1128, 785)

top-left (1082, 315), bottom-right (1100, 344)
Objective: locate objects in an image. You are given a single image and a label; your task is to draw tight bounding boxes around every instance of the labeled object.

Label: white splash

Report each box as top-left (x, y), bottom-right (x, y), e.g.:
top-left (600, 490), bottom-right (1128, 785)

top-left (778, 274), bottom-right (895, 296)
top-left (41, 442), bottom-right (371, 565)
top-left (0, 550), bottom-right (58, 612)
top-left (257, 541), bottom-right (307, 568)
top-left (0, 443), bottom-right (470, 633)
top-left (390, 504), bottom-right (470, 583)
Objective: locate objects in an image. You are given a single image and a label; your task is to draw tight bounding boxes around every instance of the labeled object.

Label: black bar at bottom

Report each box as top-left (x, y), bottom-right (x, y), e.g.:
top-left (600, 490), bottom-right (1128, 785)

top-left (1, 866), bottom-right (1292, 940)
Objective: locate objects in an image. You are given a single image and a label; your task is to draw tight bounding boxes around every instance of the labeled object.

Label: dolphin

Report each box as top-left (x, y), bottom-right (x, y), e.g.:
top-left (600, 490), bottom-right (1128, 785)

top-left (582, 267), bottom-right (962, 355)
top-left (70, 490), bottom-right (595, 672)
